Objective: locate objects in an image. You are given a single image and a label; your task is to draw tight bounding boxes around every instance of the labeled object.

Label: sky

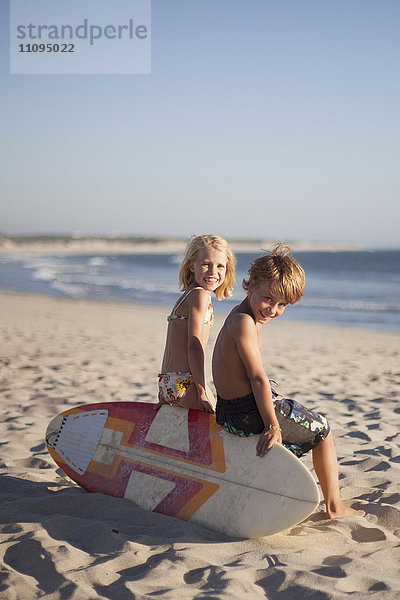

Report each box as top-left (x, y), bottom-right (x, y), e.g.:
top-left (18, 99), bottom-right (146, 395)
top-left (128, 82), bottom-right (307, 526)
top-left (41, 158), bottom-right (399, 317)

top-left (1, 0), bottom-right (400, 248)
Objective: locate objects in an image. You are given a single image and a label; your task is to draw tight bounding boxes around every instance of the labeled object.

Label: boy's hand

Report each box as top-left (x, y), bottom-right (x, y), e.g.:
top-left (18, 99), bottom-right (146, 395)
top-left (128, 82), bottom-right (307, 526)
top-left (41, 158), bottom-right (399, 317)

top-left (256, 427), bottom-right (282, 456)
top-left (199, 392), bottom-right (215, 413)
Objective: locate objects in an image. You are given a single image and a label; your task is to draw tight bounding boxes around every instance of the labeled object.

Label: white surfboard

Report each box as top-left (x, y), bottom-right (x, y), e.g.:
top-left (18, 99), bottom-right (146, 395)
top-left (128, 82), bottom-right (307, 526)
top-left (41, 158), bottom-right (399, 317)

top-left (46, 401), bottom-right (320, 538)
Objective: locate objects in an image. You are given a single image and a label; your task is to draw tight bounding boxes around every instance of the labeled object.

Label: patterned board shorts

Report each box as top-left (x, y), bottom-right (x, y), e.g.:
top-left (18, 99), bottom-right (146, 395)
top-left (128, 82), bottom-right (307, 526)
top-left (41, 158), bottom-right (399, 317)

top-left (216, 390), bottom-right (330, 458)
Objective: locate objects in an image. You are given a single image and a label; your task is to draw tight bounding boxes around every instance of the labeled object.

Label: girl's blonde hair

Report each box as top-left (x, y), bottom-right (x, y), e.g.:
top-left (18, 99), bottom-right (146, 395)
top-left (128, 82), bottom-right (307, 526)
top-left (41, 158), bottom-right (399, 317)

top-left (243, 243), bottom-right (305, 304)
top-left (179, 234), bottom-right (236, 300)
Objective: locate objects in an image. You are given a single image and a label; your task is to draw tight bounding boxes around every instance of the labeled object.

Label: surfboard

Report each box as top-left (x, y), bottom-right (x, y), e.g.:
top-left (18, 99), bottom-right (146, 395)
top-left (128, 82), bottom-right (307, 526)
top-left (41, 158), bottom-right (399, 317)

top-left (46, 401), bottom-right (320, 538)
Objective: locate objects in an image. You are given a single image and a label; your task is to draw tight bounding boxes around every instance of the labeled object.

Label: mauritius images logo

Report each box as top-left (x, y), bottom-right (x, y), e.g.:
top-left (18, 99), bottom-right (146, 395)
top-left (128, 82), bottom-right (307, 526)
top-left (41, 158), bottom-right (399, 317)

top-left (10, 0), bottom-right (151, 75)
top-left (16, 18), bottom-right (148, 46)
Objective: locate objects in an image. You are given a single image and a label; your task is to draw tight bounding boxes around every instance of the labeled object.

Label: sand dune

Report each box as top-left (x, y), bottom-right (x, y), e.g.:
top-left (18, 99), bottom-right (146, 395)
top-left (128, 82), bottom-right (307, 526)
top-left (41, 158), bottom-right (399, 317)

top-left (1, 290), bottom-right (400, 599)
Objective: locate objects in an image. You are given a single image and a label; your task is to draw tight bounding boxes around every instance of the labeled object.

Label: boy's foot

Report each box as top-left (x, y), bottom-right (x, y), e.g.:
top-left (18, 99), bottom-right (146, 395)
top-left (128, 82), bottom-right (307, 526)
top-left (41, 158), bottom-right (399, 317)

top-left (326, 503), bottom-right (366, 519)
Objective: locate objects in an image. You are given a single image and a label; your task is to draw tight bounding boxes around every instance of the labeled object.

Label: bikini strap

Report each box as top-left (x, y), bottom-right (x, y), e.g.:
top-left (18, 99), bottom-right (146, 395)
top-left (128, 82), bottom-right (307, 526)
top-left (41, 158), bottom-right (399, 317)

top-left (170, 286), bottom-right (204, 317)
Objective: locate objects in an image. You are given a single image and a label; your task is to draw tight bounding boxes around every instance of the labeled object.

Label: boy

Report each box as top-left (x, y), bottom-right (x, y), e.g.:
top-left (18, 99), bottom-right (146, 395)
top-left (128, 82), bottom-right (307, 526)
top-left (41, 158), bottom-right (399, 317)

top-left (212, 244), bottom-right (365, 519)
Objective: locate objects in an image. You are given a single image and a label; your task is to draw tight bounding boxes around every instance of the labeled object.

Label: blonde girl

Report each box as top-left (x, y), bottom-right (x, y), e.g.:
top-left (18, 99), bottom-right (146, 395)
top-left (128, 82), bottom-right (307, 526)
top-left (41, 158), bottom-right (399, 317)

top-left (157, 235), bottom-right (236, 412)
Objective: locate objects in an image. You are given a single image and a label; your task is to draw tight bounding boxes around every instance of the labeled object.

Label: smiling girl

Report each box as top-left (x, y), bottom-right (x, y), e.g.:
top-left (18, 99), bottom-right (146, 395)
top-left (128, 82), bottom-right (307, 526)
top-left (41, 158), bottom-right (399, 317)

top-left (157, 235), bottom-right (236, 413)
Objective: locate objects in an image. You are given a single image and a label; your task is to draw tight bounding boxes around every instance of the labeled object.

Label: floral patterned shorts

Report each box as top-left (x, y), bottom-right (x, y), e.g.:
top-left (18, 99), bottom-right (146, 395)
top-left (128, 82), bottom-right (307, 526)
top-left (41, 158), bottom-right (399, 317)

top-left (216, 391), bottom-right (330, 458)
top-left (158, 371), bottom-right (195, 406)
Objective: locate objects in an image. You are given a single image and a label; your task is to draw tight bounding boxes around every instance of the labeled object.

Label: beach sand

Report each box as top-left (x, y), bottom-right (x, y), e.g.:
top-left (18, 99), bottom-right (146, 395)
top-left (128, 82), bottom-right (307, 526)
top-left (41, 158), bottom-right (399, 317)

top-left (1, 290), bottom-right (400, 599)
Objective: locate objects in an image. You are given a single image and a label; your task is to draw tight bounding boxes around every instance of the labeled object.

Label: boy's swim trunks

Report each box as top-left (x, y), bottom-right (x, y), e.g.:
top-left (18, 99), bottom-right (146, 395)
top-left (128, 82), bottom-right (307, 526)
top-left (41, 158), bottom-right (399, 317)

top-left (158, 371), bottom-right (194, 405)
top-left (216, 390), bottom-right (330, 457)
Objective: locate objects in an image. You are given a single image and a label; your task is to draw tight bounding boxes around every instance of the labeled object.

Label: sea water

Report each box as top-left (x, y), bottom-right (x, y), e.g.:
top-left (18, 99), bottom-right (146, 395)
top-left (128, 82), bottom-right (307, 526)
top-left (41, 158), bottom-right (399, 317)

top-left (0, 250), bottom-right (399, 332)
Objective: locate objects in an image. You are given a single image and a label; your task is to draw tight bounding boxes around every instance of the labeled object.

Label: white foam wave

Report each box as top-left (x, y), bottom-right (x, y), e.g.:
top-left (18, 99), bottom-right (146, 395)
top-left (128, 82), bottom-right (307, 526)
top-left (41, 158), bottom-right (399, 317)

top-left (118, 278), bottom-right (177, 294)
top-left (169, 254), bottom-right (182, 265)
top-left (32, 268), bottom-right (57, 282)
top-left (301, 297), bottom-right (400, 313)
top-left (87, 257), bottom-right (108, 267)
top-left (50, 281), bottom-right (89, 297)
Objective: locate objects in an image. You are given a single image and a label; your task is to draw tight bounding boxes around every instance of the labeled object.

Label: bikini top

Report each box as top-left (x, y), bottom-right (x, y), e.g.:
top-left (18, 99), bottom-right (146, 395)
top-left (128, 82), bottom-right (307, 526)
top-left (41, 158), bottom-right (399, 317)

top-left (167, 287), bottom-right (214, 326)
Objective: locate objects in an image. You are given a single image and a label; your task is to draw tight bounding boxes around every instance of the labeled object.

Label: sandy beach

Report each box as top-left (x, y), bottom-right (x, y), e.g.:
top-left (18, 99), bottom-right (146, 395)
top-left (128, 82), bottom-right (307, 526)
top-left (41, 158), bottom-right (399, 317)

top-left (1, 289), bottom-right (400, 599)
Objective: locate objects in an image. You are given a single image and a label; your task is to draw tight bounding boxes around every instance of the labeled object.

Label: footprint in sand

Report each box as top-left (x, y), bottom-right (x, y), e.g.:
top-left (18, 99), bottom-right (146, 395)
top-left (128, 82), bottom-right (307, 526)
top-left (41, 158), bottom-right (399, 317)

top-left (351, 526), bottom-right (387, 543)
top-left (4, 538), bottom-right (75, 595)
top-left (15, 457), bottom-right (52, 469)
top-left (184, 565), bottom-right (227, 592)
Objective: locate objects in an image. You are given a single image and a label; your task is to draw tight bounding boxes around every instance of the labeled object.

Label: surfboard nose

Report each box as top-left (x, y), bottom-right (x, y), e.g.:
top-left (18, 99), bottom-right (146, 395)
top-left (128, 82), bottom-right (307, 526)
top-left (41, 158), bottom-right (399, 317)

top-left (45, 409), bottom-right (108, 476)
top-left (46, 414), bottom-right (64, 448)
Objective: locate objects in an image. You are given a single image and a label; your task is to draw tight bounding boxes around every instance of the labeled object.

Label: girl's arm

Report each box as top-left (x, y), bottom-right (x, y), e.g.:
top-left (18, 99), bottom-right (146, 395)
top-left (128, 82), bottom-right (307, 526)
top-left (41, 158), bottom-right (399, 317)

top-left (187, 289), bottom-right (214, 413)
top-left (233, 314), bottom-right (282, 455)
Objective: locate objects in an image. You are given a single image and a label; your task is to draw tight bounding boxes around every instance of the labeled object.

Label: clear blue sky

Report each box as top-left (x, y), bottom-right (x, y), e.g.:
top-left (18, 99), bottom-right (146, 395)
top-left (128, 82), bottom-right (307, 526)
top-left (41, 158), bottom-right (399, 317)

top-left (1, 0), bottom-right (399, 247)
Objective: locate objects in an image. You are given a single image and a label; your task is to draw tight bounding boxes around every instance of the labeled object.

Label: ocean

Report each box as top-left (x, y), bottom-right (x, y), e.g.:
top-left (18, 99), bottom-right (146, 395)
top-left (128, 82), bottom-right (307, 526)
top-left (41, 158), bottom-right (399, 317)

top-left (0, 250), bottom-right (399, 332)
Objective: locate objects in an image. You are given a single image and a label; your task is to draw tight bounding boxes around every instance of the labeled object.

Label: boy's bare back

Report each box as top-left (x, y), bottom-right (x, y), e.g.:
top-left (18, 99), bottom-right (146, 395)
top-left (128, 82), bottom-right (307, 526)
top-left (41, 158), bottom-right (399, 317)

top-left (212, 302), bottom-right (259, 400)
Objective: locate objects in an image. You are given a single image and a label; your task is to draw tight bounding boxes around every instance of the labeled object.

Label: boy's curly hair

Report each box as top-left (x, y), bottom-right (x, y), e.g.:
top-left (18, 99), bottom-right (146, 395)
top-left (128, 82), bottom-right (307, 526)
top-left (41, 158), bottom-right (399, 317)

top-left (243, 243), bottom-right (305, 304)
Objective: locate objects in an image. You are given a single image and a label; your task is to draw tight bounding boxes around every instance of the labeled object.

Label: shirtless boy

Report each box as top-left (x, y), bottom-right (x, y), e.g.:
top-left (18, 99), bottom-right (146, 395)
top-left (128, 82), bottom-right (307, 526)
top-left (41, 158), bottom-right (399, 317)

top-left (212, 244), bottom-right (365, 519)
